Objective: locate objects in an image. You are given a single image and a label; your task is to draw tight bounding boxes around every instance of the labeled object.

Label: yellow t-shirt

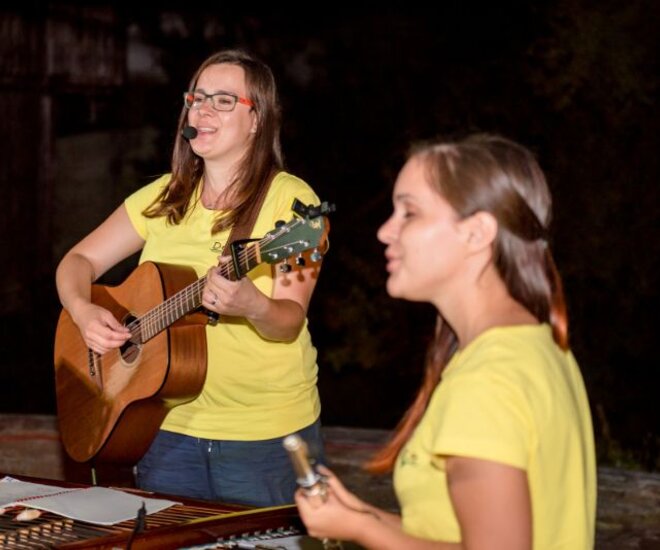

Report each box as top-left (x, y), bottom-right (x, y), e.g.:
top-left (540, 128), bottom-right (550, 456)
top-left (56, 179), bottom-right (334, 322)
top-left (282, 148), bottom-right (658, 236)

top-left (124, 171), bottom-right (322, 440)
top-left (393, 324), bottom-right (596, 549)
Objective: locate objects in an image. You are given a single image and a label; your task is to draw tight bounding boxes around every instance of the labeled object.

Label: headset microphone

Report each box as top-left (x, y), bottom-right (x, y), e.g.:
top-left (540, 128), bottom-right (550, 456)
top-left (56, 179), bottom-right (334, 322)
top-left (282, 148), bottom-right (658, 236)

top-left (182, 126), bottom-right (198, 140)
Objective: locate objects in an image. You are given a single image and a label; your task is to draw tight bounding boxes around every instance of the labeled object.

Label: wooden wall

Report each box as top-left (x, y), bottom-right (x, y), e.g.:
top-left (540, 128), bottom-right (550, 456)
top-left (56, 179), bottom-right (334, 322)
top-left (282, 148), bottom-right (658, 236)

top-left (0, 5), bottom-right (125, 411)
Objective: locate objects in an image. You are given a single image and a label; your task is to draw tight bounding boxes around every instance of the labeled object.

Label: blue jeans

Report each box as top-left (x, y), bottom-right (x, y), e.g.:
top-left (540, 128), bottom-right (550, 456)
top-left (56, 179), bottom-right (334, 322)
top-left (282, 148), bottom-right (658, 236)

top-left (136, 419), bottom-right (325, 507)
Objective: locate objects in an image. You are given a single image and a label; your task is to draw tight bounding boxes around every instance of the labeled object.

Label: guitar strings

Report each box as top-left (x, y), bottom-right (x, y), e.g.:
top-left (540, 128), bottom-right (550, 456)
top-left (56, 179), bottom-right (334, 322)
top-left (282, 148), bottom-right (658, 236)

top-left (126, 218), bottom-right (307, 343)
top-left (131, 244), bottom-right (256, 341)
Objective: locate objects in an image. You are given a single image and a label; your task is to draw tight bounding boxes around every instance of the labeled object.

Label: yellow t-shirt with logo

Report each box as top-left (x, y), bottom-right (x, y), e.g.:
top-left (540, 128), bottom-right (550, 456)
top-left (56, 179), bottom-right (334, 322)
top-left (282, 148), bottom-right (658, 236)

top-left (124, 171), bottom-right (322, 440)
top-left (393, 324), bottom-right (596, 549)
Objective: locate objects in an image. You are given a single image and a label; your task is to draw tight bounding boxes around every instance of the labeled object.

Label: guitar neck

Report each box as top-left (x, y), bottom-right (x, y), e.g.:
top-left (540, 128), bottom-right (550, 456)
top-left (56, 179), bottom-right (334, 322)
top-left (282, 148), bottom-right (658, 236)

top-left (132, 242), bottom-right (261, 342)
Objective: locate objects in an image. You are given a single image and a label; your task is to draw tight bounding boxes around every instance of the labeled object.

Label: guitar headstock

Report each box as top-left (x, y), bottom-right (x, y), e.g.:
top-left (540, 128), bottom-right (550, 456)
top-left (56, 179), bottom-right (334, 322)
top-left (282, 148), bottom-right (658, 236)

top-left (259, 200), bottom-right (334, 266)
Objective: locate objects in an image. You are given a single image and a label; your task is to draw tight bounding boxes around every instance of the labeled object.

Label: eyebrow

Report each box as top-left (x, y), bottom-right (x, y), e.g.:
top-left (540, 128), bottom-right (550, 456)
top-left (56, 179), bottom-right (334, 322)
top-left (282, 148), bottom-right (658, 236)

top-left (194, 88), bottom-right (240, 96)
top-left (393, 192), bottom-right (419, 202)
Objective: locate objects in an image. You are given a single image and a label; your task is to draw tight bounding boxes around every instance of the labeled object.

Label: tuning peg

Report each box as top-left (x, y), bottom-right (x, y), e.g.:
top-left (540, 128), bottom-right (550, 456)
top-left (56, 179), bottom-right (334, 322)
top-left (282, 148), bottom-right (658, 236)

top-left (295, 255), bottom-right (306, 267)
top-left (279, 262), bottom-right (292, 273)
top-left (310, 249), bottom-right (323, 262)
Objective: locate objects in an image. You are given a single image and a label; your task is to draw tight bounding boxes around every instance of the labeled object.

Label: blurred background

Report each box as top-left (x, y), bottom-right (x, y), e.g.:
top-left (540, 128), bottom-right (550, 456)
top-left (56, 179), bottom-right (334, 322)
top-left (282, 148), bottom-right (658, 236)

top-left (1, 2), bottom-right (658, 471)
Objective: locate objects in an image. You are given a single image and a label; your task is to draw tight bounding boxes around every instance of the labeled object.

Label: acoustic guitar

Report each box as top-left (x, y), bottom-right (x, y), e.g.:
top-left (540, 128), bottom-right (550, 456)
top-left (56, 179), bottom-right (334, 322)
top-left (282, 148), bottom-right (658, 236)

top-left (54, 201), bottom-right (331, 464)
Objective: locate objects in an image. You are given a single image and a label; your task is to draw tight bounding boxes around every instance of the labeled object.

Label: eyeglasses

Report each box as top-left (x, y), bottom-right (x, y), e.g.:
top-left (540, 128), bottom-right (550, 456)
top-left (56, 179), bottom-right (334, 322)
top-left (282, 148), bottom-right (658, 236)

top-left (183, 90), bottom-right (254, 112)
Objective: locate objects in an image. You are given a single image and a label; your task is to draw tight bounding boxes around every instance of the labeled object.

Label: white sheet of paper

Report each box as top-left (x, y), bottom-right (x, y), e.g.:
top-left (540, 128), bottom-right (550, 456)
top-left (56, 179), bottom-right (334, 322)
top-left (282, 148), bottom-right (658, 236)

top-left (0, 476), bottom-right (179, 525)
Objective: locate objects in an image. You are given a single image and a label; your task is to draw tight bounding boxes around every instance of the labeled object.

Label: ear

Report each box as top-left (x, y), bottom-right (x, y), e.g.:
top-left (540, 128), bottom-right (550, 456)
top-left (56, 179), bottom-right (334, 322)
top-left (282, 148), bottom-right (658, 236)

top-left (249, 110), bottom-right (259, 134)
top-left (460, 211), bottom-right (498, 252)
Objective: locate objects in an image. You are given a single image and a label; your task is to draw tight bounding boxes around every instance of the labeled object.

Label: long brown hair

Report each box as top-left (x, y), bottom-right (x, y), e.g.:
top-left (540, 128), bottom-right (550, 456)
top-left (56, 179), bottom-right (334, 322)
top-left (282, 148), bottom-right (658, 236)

top-left (367, 134), bottom-right (569, 473)
top-left (143, 49), bottom-right (283, 233)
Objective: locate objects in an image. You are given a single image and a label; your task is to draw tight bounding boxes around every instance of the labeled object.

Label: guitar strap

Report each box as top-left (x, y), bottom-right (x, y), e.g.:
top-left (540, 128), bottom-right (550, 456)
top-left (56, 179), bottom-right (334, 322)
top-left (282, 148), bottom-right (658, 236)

top-left (220, 169), bottom-right (277, 257)
top-left (205, 170), bottom-right (276, 324)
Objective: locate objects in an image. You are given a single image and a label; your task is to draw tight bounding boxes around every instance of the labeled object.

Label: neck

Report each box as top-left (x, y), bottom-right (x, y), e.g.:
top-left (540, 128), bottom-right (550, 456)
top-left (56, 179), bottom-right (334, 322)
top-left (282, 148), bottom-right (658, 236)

top-left (202, 162), bottom-right (239, 209)
top-left (435, 264), bottom-right (538, 349)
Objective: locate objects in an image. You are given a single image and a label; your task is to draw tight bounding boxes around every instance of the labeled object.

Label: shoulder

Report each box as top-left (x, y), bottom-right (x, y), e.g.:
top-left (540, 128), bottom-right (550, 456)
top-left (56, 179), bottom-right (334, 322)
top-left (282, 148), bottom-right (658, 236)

top-left (425, 325), bottom-right (579, 467)
top-left (263, 171), bottom-right (320, 218)
top-left (439, 324), bottom-right (569, 407)
top-left (453, 324), bottom-right (559, 374)
top-left (270, 171), bottom-right (318, 199)
top-left (125, 174), bottom-right (172, 206)
top-left (124, 174), bottom-right (172, 233)
top-left (439, 325), bottom-right (580, 421)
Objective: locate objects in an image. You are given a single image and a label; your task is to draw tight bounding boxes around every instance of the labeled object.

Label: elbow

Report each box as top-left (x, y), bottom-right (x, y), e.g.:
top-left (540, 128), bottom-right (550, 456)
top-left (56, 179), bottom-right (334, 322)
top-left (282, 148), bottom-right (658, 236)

top-left (258, 304), bottom-right (307, 342)
top-left (250, 298), bottom-right (307, 342)
top-left (282, 322), bottom-right (306, 342)
top-left (258, 320), bottom-right (305, 343)
top-left (58, 251), bottom-right (97, 281)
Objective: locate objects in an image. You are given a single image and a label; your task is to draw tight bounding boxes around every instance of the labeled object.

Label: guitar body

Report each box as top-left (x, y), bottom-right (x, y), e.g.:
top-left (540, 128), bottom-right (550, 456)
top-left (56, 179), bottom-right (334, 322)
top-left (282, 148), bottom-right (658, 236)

top-left (54, 262), bottom-right (209, 464)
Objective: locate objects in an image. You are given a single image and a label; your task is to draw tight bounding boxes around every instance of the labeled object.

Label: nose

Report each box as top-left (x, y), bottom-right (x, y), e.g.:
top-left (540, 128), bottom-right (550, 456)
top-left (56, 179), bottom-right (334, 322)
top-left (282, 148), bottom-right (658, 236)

top-left (197, 95), bottom-right (215, 114)
top-left (377, 213), bottom-right (396, 245)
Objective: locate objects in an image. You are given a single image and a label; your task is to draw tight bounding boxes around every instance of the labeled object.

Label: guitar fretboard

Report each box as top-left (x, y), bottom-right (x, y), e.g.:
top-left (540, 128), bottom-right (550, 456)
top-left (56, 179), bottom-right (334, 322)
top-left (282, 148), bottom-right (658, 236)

top-left (127, 243), bottom-right (262, 343)
top-left (111, 214), bottom-right (317, 345)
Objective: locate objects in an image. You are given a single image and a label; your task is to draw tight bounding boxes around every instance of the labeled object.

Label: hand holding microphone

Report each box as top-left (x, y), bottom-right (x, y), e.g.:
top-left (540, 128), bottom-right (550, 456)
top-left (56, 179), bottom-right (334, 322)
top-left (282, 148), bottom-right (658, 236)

top-left (283, 434), bottom-right (328, 507)
top-left (284, 434), bottom-right (345, 549)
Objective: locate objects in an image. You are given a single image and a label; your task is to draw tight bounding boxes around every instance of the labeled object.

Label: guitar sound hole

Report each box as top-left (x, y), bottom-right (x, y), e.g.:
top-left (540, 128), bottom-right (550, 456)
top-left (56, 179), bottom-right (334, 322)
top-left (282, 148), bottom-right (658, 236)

top-left (120, 315), bottom-right (141, 366)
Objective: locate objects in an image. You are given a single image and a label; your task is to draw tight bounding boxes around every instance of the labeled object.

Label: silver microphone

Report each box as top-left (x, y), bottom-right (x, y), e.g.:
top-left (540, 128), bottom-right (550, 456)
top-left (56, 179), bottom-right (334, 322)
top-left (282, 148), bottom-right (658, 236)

top-left (283, 434), bottom-right (326, 499)
top-left (284, 435), bottom-right (343, 549)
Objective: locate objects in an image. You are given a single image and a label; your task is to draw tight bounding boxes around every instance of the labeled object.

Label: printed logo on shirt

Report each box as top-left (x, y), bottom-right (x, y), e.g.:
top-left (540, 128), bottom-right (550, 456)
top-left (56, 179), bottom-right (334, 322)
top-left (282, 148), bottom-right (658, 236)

top-left (210, 241), bottom-right (224, 253)
top-left (398, 448), bottom-right (419, 467)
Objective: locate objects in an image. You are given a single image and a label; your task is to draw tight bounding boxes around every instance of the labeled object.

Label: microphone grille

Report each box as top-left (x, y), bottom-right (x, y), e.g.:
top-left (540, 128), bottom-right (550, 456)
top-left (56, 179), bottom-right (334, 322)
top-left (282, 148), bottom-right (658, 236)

top-left (182, 126), bottom-right (198, 140)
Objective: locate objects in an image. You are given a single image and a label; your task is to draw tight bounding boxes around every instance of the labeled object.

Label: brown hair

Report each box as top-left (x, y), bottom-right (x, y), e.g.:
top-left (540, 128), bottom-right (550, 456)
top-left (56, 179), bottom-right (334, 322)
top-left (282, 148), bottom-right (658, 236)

top-left (143, 49), bottom-right (283, 233)
top-left (367, 134), bottom-right (569, 473)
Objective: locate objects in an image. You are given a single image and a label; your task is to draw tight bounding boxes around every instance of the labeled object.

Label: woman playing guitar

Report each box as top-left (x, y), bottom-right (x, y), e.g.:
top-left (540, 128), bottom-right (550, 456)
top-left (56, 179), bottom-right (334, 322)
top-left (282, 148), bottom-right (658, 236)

top-left (55, 49), bottom-right (326, 508)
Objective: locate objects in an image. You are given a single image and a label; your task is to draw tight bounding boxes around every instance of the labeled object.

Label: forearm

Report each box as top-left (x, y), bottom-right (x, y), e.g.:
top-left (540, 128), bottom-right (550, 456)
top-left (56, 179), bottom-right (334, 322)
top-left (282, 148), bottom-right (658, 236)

top-left (348, 512), bottom-right (459, 550)
top-left (55, 205), bottom-right (143, 317)
top-left (362, 505), bottom-right (401, 529)
top-left (55, 253), bottom-right (96, 321)
top-left (355, 518), bottom-right (462, 550)
top-left (245, 294), bottom-right (306, 341)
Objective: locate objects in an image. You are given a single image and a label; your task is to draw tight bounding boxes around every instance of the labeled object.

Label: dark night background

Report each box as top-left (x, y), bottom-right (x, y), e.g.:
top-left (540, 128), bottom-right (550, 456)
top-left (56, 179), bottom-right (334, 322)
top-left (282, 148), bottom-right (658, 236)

top-left (1, 3), bottom-right (658, 471)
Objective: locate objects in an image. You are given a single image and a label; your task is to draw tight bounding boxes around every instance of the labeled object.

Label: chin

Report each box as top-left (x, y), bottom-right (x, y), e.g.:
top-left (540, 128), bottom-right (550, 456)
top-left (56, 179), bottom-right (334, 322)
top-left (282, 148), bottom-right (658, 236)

top-left (385, 278), bottom-right (407, 300)
top-left (386, 278), bottom-right (428, 303)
